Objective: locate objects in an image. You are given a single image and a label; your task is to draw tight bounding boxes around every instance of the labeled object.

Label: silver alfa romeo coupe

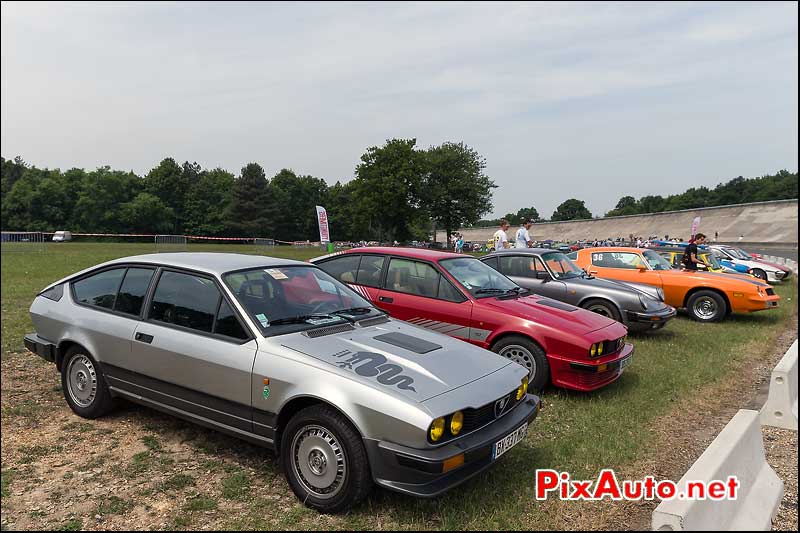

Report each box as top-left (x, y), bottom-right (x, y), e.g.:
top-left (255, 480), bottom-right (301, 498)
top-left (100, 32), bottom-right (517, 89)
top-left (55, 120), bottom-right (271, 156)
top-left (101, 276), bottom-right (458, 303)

top-left (24, 253), bottom-right (539, 512)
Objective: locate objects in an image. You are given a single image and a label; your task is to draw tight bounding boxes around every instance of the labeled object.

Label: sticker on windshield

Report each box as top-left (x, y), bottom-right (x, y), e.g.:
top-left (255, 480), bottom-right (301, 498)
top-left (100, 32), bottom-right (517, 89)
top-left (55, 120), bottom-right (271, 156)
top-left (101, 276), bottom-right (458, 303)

top-left (264, 268), bottom-right (288, 280)
top-left (255, 313), bottom-right (270, 328)
top-left (307, 317), bottom-right (342, 325)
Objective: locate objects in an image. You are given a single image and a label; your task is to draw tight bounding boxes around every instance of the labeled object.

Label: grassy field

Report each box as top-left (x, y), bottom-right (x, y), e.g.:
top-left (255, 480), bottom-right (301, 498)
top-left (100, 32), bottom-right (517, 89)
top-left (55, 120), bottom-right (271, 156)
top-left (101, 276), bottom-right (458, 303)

top-left (1, 243), bottom-right (797, 530)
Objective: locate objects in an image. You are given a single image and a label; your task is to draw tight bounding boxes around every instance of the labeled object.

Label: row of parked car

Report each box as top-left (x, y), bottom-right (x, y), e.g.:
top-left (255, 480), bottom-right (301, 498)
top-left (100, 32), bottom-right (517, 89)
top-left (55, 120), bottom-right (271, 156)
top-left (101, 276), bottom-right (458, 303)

top-left (23, 244), bottom-right (786, 512)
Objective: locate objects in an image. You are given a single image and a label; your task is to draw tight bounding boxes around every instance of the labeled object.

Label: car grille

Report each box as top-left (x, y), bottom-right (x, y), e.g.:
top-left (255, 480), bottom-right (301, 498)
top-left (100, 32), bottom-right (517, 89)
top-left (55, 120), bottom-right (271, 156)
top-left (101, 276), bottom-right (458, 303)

top-left (569, 368), bottom-right (621, 389)
top-left (591, 337), bottom-right (625, 358)
top-left (358, 315), bottom-right (390, 327)
top-left (461, 388), bottom-right (522, 433)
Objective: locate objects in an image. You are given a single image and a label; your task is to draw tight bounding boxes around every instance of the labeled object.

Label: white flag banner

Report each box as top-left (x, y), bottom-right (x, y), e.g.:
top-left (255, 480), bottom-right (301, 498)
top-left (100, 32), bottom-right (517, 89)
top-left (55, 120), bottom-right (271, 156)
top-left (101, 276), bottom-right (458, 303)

top-left (691, 216), bottom-right (701, 239)
top-left (316, 206), bottom-right (330, 243)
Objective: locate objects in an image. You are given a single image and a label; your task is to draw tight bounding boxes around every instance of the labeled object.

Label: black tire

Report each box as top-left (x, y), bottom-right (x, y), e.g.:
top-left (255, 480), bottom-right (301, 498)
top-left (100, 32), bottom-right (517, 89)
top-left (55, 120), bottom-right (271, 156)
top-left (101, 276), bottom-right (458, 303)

top-left (280, 404), bottom-right (373, 513)
top-left (751, 268), bottom-right (767, 281)
top-left (686, 290), bottom-right (727, 323)
top-left (60, 346), bottom-right (115, 419)
top-left (491, 335), bottom-right (550, 390)
top-left (581, 298), bottom-right (622, 323)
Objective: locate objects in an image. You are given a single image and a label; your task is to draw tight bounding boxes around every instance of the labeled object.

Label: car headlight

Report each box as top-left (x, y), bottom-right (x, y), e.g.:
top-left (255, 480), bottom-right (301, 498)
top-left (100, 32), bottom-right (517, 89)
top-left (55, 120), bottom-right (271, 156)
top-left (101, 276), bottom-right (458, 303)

top-left (590, 342), bottom-right (604, 357)
top-left (516, 376), bottom-right (529, 400)
top-left (430, 417), bottom-right (445, 442)
top-left (450, 411), bottom-right (464, 436)
top-left (638, 294), bottom-right (649, 310)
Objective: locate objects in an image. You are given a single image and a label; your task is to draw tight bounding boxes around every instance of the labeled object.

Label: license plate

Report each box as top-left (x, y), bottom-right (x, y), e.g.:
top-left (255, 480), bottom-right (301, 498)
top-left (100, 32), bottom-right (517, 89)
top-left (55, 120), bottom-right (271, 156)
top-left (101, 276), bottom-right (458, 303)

top-left (492, 423), bottom-right (527, 460)
top-left (619, 354), bottom-right (633, 371)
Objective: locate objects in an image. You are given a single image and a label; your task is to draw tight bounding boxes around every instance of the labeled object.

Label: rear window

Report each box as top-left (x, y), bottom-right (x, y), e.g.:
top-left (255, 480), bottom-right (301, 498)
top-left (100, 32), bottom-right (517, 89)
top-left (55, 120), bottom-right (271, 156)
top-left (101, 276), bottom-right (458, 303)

top-left (72, 268), bottom-right (126, 309)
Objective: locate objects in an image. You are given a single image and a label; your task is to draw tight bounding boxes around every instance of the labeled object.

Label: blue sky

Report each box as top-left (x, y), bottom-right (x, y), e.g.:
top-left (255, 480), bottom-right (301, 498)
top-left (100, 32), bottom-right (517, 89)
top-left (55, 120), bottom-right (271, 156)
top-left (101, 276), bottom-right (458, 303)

top-left (1, 1), bottom-right (797, 218)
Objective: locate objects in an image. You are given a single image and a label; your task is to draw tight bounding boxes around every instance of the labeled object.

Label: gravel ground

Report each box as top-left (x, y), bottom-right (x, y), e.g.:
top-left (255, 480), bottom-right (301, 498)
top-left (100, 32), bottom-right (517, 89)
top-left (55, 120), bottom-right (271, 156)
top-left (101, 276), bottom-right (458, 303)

top-left (763, 426), bottom-right (799, 531)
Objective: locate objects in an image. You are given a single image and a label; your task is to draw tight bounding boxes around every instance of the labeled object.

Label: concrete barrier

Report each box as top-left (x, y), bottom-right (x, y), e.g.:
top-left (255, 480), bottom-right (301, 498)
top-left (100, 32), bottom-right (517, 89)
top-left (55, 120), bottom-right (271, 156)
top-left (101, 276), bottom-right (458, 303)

top-left (651, 409), bottom-right (783, 531)
top-left (760, 340), bottom-right (798, 431)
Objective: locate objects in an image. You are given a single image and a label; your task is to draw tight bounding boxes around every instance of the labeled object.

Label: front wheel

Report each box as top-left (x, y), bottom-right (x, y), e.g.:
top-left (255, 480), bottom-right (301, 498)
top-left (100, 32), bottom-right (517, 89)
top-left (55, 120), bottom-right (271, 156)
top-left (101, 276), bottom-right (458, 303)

top-left (61, 347), bottom-right (115, 419)
top-left (686, 290), bottom-right (727, 322)
top-left (751, 268), bottom-right (767, 281)
top-left (581, 298), bottom-right (622, 323)
top-left (491, 335), bottom-right (550, 390)
top-left (281, 405), bottom-right (372, 513)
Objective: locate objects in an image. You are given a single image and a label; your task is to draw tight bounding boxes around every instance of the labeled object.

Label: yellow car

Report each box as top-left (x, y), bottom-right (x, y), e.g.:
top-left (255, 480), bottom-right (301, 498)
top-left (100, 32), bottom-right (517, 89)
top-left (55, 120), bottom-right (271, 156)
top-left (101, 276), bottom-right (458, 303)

top-left (654, 247), bottom-right (750, 276)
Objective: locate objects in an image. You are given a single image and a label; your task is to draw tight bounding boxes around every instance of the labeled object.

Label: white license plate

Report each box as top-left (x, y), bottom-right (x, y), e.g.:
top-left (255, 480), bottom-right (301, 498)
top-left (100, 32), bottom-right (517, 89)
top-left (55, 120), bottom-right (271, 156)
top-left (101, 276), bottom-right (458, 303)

top-left (492, 423), bottom-right (527, 460)
top-left (619, 354), bottom-right (633, 371)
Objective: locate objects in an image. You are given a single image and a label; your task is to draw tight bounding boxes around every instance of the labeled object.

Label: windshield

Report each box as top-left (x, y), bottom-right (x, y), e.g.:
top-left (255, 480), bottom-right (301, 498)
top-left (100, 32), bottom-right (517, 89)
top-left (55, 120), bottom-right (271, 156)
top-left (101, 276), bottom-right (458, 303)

top-left (224, 266), bottom-right (380, 336)
top-left (702, 252), bottom-right (721, 269)
top-left (439, 257), bottom-right (519, 298)
top-left (643, 249), bottom-right (673, 271)
top-left (540, 252), bottom-right (584, 279)
top-left (734, 248), bottom-right (753, 260)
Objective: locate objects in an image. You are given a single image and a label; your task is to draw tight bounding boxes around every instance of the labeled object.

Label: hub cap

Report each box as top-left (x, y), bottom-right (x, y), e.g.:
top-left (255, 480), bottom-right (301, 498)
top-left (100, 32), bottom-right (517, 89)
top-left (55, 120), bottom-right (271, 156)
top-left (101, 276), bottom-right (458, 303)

top-left (499, 344), bottom-right (536, 379)
top-left (66, 354), bottom-right (97, 408)
top-left (291, 425), bottom-right (346, 499)
top-left (693, 297), bottom-right (717, 319)
top-left (586, 303), bottom-right (612, 317)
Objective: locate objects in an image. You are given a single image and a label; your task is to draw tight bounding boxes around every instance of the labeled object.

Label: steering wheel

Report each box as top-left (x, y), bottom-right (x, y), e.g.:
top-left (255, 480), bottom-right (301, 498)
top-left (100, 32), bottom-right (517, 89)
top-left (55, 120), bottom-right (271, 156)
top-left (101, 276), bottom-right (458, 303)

top-left (309, 300), bottom-right (339, 314)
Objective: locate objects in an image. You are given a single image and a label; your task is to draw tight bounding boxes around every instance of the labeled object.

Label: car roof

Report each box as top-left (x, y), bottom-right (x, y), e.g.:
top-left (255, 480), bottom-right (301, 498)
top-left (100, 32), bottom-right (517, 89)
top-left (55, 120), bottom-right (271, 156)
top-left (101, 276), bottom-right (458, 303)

top-left (581, 247), bottom-right (647, 253)
top-left (101, 252), bottom-right (306, 275)
top-left (330, 247), bottom-right (465, 261)
top-left (483, 248), bottom-right (563, 257)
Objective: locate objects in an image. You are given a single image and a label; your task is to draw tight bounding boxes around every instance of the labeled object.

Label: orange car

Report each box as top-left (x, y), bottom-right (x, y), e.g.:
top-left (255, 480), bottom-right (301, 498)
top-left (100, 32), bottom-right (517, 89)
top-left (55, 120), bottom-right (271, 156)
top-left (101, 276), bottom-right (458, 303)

top-left (569, 247), bottom-right (780, 322)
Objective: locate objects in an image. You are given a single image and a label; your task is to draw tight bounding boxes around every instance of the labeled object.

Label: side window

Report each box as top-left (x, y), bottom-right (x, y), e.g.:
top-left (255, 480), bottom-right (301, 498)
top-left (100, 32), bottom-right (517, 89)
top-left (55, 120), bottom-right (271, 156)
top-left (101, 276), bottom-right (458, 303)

top-left (318, 255), bottom-right (361, 284)
top-left (438, 275), bottom-right (464, 303)
top-left (114, 268), bottom-right (155, 316)
top-left (482, 256), bottom-right (499, 270)
top-left (73, 268), bottom-right (126, 310)
top-left (594, 252), bottom-right (645, 269)
top-left (355, 255), bottom-right (385, 287)
top-left (566, 251), bottom-right (578, 261)
top-left (214, 299), bottom-right (249, 340)
top-left (386, 258), bottom-right (439, 298)
top-left (149, 271), bottom-right (221, 333)
top-left (499, 255), bottom-right (539, 278)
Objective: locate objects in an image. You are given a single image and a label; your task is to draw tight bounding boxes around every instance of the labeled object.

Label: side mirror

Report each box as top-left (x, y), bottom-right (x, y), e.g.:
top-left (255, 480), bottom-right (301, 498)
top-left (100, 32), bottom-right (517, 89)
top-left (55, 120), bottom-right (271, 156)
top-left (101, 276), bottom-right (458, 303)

top-left (637, 264), bottom-right (647, 272)
top-left (536, 271), bottom-right (550, 280)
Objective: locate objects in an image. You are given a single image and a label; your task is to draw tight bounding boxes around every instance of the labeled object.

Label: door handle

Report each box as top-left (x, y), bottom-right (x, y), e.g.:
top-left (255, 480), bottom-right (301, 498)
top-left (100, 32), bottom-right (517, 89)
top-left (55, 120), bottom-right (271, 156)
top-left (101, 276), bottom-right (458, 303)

top-left (135, 332), bottom-right (154, 344)
top-left (379, 296), bottom-right (394, 303)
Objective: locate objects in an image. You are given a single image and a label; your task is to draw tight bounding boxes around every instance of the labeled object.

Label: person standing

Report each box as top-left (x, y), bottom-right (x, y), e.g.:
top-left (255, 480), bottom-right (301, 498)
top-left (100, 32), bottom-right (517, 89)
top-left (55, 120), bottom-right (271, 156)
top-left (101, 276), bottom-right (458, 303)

top-left (493, 219), bottom-right (511, 250)
top-left (681, 233), bottom-right (707, 270)
top-left (515, 218), bottom-right (534, 248)
top-left (456, 233), bottom-right (464, 254)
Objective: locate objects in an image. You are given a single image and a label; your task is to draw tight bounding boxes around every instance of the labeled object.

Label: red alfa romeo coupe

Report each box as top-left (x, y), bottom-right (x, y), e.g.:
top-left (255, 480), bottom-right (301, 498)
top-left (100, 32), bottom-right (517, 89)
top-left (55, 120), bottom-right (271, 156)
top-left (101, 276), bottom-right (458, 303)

top-left (311, 248), bottom-right (633, 392)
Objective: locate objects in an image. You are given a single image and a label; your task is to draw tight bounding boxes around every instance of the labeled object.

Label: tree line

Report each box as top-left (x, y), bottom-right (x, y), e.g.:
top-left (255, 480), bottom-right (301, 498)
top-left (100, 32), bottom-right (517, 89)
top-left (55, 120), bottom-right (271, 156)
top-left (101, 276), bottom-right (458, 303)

top-left (1, 139), bottom-right (496, 242)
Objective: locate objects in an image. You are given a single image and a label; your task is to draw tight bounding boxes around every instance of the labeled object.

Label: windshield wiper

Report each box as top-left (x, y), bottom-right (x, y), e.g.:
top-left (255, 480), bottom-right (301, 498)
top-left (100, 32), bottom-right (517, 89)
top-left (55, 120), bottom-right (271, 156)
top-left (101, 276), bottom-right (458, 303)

top-left (268, 314), bottom-right (345, 326)
top-left (329, 307), bottom-right (377, 322)
top-left (498, 286), bottom-right (529, 299)
top-left (475, 287), bottom-right (507, 295)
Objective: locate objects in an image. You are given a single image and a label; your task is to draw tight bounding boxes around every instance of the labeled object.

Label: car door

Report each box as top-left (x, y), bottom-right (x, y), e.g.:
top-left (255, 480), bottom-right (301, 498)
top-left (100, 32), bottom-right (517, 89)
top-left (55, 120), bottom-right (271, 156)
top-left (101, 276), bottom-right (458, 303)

top-left (127, 269), bottom-right (258, 433)
top-left (588, 251), bottom-right (664, 289)
top-left (376, 257), bottom-right (474, 343)
top-left (70, 266), bottom-right (156, 369)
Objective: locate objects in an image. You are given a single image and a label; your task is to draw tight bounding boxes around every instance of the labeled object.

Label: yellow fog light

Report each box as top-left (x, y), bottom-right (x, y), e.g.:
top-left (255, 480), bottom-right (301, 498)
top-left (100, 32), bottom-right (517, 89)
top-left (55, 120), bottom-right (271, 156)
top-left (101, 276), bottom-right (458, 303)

top-left (590, 343), bottom-right (597, 357)
top-left (450, 411), bottom-right (464, 435)
top-left (430, 417), bottom-right (445, 442)
top-left (597, 342), bottom-right (604, 356)
top-left (516, 376), bottom-right (529, 400)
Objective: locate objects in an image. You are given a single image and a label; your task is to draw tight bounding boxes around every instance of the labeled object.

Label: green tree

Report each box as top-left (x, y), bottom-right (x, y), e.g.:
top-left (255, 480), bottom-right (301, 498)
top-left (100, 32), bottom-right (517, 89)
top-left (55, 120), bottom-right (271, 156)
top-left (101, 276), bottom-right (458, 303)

top-left (119, 193), bottom-right (175, 233)
top-left (352, 139), bottom-right (427, 241)
top-left (184, 168), bottom-right (235, 236)
top-left (423, 142), bottom-right (496, 242)
top-left (73, 167), bottom-right (142, 232)
top-left (143, 158), bottom-right (187, 232)
top-left (551, 198), bottom-right (592, 221)
top-left (224, 163), bottom-right (278, 237)
top-left (516, 206), bottom-right (542, 222)
top-left (1, 156), bottom-right (26, 201)
top-left (271, 169), bottom-right (330, 241)
top-left (326, 180), bottom-right (358, 241)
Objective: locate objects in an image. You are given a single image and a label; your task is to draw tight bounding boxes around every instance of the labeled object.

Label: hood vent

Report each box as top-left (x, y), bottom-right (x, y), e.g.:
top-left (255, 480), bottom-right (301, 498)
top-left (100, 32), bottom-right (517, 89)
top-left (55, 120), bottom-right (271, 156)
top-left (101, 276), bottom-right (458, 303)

top-left (373, 332), bottom-right (442, 354)
top-left (303, 323), bottom-right (356, 338)
top-left (537, 299), bottom-right (578, 312)
top-left (358, 315), bottom-right (390, 327)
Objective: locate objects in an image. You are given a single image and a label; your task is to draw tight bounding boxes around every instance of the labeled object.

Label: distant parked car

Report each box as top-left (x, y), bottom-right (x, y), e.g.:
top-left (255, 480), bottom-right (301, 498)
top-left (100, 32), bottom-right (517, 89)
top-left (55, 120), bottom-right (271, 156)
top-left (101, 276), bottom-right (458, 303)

top-left (709, 245), bottom-right (790, 283)
top-left (481, 249), bottom-right (676, 332)
top-left (52, 231), bottom-right (72, 242)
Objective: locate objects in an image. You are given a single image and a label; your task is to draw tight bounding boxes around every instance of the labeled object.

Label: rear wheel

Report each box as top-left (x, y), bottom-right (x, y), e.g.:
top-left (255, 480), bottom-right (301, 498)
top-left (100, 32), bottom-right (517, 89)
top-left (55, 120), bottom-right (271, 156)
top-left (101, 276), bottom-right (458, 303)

top-left (491, 336), bottom-right (549, 390)
top-left (581, 298), bottom-right (622, 323)
top-left (686, 290), bottom-right (727, 322)
top-left (61, 347), bottom-right (115, 419)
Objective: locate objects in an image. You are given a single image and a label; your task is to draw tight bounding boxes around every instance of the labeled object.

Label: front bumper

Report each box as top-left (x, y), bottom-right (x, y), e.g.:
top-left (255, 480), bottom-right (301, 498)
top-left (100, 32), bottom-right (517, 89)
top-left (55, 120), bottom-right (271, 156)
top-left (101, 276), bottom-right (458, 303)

top-left (626, 305), bottom-right (677, 330)
top-left (364, 394), bottom-right (540, 497)
top-left (24, 333), bottom-right (57, 363)
top-left (549, 342), bottom-right (634, 391)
